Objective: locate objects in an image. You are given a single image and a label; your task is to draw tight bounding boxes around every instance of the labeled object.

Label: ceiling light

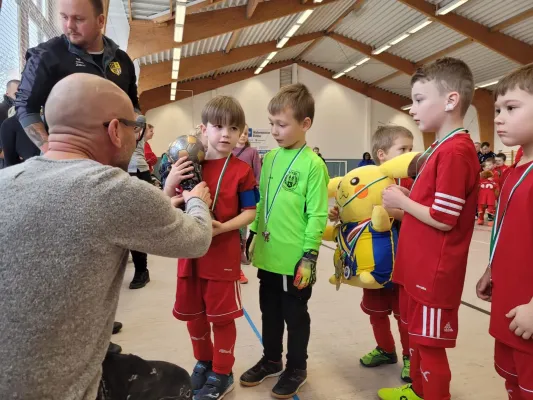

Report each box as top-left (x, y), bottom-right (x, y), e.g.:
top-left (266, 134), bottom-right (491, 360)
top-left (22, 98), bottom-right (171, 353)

top-left (313, 0), bottom-right (323, 2)
top-left (170, 95), bottom-right (175, 101)
top-left (285, 25), bottom-right (300, 38)
top-left (173, 47), bottom-right (181, 60)
top-left (172, 70), bottom-right (178, 80)
top-left (171, 82), bottom-right (177, 90)
top-left (174, 2), bottom-right (186, 23)
top-left (174, 27), bottom-right (183, 43)
top-left (476, 79), bottom-right (499, 88)
top-left (372, 44), bottom-right (391, 55)
top-left (436, 0), bottom-right (469, 16)
top-left (390, 33), bottom-right (409, 45)
top-left (333, 72), bottom-right (345, 79)
top-left (259, 59), bottom-right (269, 69)
top-left (266, 51), bottom-right (277, 61)
top-left (408, 19), bottom-right (432, 34)
top-left (401, 104), bottom-right (412, 111)
top-left (296, 9), bottom-right (314, 25)
top-left (356, 57), bottom-right (370, 66)
top-left (172, 59), bottom-right (180, 71)
top-left (277, 37), bottom-right (290, 49)
top-left (343, 65), bottom-right (357, 73)
top-left (254, 67), bottom-right (263, 75)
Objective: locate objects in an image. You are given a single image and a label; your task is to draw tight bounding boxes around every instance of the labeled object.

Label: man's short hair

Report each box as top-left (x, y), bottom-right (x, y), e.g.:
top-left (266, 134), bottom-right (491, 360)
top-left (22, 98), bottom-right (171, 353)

top-left (6, 79), bottom-right (20, 90)
top-left (371, 125), bottom-right (413, 164)
top-left (89, 0), bottom-right (104, 15)
top-left (411, 57), bottom-right (474, 116)
top-left (481, 142), bottom-right (490, 148)
top-left (495, 64), bottom-right (533, 98)
top-left (495, 153), bottom-right (506, 161)
top-left (268, 83), bottom-right (315, 123)
top-left (201, 95), bottom-right (245, 131)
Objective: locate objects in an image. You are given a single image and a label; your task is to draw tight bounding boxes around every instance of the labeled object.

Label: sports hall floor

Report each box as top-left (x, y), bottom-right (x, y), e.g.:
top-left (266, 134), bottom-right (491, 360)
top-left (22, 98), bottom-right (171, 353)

top-left (115, 224), bottom-right (500, 400)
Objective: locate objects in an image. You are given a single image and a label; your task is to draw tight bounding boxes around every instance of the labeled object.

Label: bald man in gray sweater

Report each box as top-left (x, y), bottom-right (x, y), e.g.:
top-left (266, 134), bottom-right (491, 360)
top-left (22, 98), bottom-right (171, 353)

top-left (0, 74), bottom-right (212, 400)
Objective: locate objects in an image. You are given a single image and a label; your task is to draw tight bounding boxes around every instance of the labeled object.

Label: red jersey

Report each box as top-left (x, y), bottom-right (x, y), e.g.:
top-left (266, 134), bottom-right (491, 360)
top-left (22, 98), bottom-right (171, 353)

top-left (490, 161), bottom-right (533, 355)
top-left (178, 155), bottom-right (257, 281)
top-left (397, 177), bottom-right (414, 191)
top-left (515, 147), bottom-right (524, 163)
top-left (144, 142), bottom-right (158, 173)
top-left (478, 176), bottom-right (499, 206)
top-left (393, 134), bottom-right (479, 309)
top-left (493, 165), bottom-right (509, 179)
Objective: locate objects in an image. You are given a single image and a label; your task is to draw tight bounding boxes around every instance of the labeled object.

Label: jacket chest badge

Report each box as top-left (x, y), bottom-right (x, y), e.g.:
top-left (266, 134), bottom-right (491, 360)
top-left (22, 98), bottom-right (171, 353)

top-left (109, 61), bottom-right (122, 76)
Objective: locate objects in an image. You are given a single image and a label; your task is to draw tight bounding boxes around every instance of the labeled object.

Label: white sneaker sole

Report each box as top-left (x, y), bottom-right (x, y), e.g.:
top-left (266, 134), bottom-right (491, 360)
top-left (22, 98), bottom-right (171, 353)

top-left (240, 370), bottom-right (283, 387)
top-left (271, 378), bottom-right (307, 399)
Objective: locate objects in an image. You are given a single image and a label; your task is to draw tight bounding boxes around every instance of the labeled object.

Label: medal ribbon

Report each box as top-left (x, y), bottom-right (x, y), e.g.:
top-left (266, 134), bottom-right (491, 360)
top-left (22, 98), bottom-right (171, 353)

top-left (211, 154), bottom-right (232, 213)
top-left (335, 176), bottom-right (388, 212)
top-left (264, 145), bottom-right (307, 229)
top-left (410, 128), bottom-right (467, 192)
top-left (489, 161), bottom-right (533, 267)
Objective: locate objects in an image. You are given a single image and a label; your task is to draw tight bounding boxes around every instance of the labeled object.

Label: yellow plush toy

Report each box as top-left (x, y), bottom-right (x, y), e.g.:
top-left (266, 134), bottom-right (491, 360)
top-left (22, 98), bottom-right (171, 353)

top-left (324, 152), bottom-right (421, 290)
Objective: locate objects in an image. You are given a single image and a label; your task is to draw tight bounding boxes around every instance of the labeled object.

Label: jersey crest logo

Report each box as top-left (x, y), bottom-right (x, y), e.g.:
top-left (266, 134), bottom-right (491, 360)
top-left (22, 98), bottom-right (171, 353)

top-left (283, 170), bottom-right (300, 191)
top-left (109, 61), bottom-right (122, 76)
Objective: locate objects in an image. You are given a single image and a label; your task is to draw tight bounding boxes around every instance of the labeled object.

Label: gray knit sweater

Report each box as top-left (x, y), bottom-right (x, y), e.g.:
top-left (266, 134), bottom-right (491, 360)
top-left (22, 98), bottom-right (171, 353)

top-left (0, 157), bottom-right (212, 399)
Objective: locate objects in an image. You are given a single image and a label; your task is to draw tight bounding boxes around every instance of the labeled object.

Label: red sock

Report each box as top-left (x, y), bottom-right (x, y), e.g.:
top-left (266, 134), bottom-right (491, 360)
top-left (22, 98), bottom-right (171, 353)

top-left (370, 314), bottom-right (395, 354)
top-left (414, 344), bottom-right (451, 400)
top-left (212, 320), bottom-right (237, 375)
top-left (187, 316), bottom-right (213, 362)
top-left (395, 315), bottom-right (410, 357)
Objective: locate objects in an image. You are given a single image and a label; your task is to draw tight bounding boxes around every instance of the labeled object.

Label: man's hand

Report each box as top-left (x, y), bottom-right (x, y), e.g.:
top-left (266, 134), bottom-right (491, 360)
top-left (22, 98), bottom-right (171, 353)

top-left (163, 157), bottom-right (195, 196)
top-left (293, 250), bottom-right (318, 290)
top-left (328, 206), bottom-right (340, 223)
top-left (476, 267), bottom-right (492, 302)
top-left (507, 299), bottom-right (533, 340)
top-left (212, 220), bottom-right (227, 237)
top-left (382, 185), bottom-right (408, 210)
top-left (170, 195), bottom-right (185, 208)
top-left (183, 181), bottom-right (212, 208)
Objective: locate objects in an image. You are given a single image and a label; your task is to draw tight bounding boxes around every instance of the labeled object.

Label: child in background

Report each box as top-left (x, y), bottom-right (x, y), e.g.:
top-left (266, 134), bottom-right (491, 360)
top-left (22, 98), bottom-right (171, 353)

top-left (358, 125), bottom-right (414, 382)
top-left (168, 96), bottom-right (258, 400)
top-left (379, 58), bottom-right (480, 400)
top-left (240, 83), bottom-right (329, 399)
top-left (494, 153), bottom-right (509, 178)
top-left (477, 162), bottom-right (499, 226)
top-left (476, 63), bottom-right (533, 400)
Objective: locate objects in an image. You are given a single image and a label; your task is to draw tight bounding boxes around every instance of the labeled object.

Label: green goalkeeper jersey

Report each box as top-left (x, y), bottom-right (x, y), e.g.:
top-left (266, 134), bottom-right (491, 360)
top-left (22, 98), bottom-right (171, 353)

top-left (250, 146), bottom-right (329, 276)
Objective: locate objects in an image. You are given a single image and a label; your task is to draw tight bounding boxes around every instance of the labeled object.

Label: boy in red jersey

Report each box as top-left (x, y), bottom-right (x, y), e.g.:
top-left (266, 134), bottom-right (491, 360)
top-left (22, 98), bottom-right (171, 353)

top-left (477, 64), bottom-right (533, 400)
top-left (166, 96), bottom-right (258, 400)
top-left (378, 58), bottom-right (480, 400)
top-left (494, 153), bottom-right (510, 178)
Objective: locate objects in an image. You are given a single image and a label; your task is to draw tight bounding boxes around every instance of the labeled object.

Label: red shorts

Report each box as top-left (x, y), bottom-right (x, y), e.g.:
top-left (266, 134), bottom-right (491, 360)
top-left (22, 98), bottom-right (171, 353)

top-left (173, 277), bottom-right (243, 323)
top-left (495, 340), bottom-right (533, 398)
top-left (360, 285), bottom-right (400, 318)
top-left (400, 287), bottom-right (458, 348)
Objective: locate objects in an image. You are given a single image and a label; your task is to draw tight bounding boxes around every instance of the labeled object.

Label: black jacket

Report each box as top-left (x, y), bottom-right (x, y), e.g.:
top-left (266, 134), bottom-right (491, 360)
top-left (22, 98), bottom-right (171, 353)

top-left (0, 95), bottom-right (15, 126)
top-left (16, 35), bottom-right (140, 130)
top-left (0, 115), bottom-right (40, 167)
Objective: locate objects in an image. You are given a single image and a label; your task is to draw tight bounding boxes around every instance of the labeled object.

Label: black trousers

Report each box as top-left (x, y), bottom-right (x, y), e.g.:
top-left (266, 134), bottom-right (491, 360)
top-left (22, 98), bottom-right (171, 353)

top-left (258, 269), bottom-right (312, 370)
top-left (129, 170), bottom-right (153, 274)
top-left (98, 352), bottom-right (192, 399)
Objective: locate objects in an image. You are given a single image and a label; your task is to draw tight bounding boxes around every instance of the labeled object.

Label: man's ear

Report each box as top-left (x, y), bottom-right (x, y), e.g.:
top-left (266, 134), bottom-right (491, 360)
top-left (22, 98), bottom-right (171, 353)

top-left (97, 14), bottom-right (105, 30)
top-left (107, 119), bottom-right (122, 148)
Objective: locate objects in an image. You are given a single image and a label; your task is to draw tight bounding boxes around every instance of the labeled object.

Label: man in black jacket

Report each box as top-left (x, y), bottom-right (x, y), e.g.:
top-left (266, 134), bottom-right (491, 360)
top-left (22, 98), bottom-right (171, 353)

top-left (15, 0), bottom-right (140, 353)
top-left (16, 0), bottom-right (140, 153)
top-left (0, 80), bottom-right (20, 126)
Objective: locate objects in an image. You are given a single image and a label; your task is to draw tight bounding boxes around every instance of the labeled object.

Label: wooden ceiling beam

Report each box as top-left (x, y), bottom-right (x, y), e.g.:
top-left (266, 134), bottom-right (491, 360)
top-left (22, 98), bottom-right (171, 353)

top-left (246, 0), bottom-right (260, 19)
top-left (128, 0), bottom-right (341, 60)
top-left (140, 60), bottom-right (293, 112)
top-left (127, 0), bottom-right (132, 22)
top-left (329, 33), bottom-right (416, 75)
top-left (490, 7), bottom-right (533, 32)
top-left (225, 29), bottom-right (243, 54)
top-left (396, 0), bottom-right (533, 64)
top-left (138, 32), bottom-right (323, 92)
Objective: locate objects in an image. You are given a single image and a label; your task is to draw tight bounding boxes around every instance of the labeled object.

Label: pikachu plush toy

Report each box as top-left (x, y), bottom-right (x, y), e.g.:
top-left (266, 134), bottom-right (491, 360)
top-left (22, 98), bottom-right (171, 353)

top-left (324, 152), bottom-right (421, 290)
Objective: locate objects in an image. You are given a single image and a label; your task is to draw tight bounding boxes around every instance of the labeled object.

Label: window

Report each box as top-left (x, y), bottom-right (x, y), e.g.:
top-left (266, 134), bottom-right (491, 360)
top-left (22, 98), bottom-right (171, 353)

top-left (0, 0), bottom-right (21, 91)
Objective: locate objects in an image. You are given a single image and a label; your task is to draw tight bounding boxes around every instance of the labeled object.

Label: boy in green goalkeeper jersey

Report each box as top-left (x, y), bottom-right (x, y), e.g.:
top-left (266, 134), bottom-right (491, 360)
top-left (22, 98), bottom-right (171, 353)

top-left (239, 83), bottom-right (329, 399)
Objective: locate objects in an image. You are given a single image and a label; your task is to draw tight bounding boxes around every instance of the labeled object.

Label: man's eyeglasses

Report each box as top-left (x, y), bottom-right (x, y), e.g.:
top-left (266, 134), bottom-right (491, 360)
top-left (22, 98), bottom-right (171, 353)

top-left (103, 118), bottom-right (146, 142)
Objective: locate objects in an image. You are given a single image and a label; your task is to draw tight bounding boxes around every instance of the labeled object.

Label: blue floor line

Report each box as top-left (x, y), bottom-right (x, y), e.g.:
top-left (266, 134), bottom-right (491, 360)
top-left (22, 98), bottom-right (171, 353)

top-left (242, 307), bottom-right (300, 400)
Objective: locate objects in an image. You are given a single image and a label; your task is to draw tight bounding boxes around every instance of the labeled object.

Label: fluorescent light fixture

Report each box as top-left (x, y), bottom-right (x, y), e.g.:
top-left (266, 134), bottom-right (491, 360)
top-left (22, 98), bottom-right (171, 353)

top-left (171, 82), bottom-right (177, 90)
top-left (285, 25), bottom-right (300, 38)
top-left (277, 37), bottom-right (290, 49)
top-left (172, 59), bottom-right (180, 71)
top-left (343, 65), bottom-right (357, 73)
top-left (259, 59), bottom-right (269, 69)
top-left (296, 9), bottom-right (314, 25)
top-left (372, 44), bottom-right (391, 55)
top-left (173, 47), bottom-right (181, 60)
top-left (174, 27), bottom-right (184, 42)
top-left (170, 95), bottom-right (175, 101)
top-left (266, 51), bottom-right (277, 61)
top-left (436, 0), bottom-right (469, 15)
top-left (333, 72), bottom-right (345, 79)
top-left (313, 0), bottom-right (323, 2)
top-left (254, 67), bottom-right (263, 75)
top-left (174, 2), bottom-right (186, 23)
top-left (401, 104), bottom-right (412, 111)
top-left (172, 70), bottom-right (178, 80)
top-left (390, 33), bottom-right (409, 45)
top-left (356, 57), bottom-right (370, 66)
top-left (408, 19), bottom-right (432, 34)
top-left (476, 79), bottom-right (499, 88)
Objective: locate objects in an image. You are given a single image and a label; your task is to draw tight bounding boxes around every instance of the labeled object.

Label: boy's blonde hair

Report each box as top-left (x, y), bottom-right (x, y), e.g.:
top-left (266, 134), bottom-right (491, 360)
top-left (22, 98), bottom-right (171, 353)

top-left (371, 125), bottom-right (414, 164)
top-left (268, 83), bottom-right (315, 123)
top-left (494, 63), bottom-right (533, 98)
top-left (201, 95), bottom-right (246, 131)
top-left (411, 57), bottom-right (474, 116)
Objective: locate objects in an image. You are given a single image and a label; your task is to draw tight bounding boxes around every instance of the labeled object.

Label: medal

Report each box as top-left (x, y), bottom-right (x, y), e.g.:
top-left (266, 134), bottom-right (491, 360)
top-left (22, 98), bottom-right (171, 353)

top-left (210, 154), bottom-right (232, 220)
top-left (262, 145), bottom-right (306, 241)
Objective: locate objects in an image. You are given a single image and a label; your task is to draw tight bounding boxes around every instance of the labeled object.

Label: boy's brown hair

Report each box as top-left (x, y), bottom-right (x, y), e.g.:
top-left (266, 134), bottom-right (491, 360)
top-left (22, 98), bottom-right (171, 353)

top-left (411, 57), bottom-right (474, 116)
top-left (201, 95), bottom-right (246, 131)
top-left (494, 63), bottom-right (533, 98)
top-left (268, 83), bottom-right (315, 123)
top-left (371, 125), bottom-right (414, 164)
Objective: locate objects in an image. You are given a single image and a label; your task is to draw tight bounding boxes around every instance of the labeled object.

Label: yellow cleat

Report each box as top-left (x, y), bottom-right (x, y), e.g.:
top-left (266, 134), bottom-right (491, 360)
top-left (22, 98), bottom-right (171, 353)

top-left (378, 384), bottom-right (423, 400)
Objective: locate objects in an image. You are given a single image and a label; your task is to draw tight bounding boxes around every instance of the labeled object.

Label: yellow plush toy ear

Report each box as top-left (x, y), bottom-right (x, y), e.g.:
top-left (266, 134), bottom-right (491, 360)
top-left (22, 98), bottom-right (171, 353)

top-left (378, 152), bottom-right (421, 179)
top-left (328, 177), bottom-right (342, 198)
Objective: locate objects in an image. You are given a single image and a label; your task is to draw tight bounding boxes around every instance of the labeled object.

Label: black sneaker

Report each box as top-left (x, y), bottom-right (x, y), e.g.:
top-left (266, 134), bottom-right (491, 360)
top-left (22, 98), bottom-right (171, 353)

top-left (194, 371), bottom-right (234, 400)
top-left (112, 321), bottom-right (123, 335)
top-left (240, 357), bottom-right (283, 387)
top-left (272, 368), bottom-right (307, 399)
top-left (129, 270), bottom-right (150, 289)
top-left (107, 342), bottom-right (122, 354)
top-left (191, 361), bottom-right (212, 394)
